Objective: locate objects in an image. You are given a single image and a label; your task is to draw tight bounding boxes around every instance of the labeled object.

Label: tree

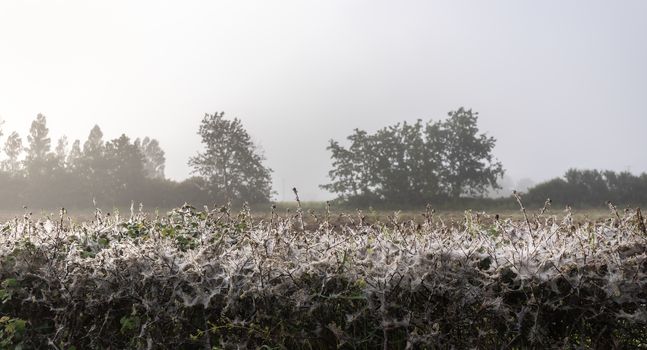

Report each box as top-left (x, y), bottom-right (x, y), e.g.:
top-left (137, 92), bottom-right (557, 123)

top-left (77, 125), bottom-right (110, 202)
top-left (604, 170), bottom-right (645, 204)
top-left (2, 132), bottom-right (23, 175)
top-left (563, 169), bottom-right (609, 205)
top-left (82, 125), bottom-right (105, 163)
top-left (321, 130), bottom-right (374, 200)
top-left (322, 107), bottom-right (504, 205)
top-left (189, 112), bottom-right (273, 203)
top-left (67, 140), bottom-right (82, 171)
top-left (525, 169), bottom-right (647, 207)
top-left (24, 114), bottom-right (53, 178)
top-left (525, 178), bottom-right (572, 206)
top-left (136, 137), bottom-right (166, 179)
top-left (80, 125), bottom-right (107, 177)
top-left (321, 121), bottom-right (442, 205)
top-left (54, 136), bottom-right (69, 170)
top-left (105, 134), bottom-right (146, 194)
top-left (429, 108), bottom-right (504, 198)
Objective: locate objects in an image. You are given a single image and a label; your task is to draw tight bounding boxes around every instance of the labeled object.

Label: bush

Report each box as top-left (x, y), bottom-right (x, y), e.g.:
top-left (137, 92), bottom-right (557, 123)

top-left (0, 205), bottom-right (646, 348)
top-left (526, 169), bottom-right (647, 208)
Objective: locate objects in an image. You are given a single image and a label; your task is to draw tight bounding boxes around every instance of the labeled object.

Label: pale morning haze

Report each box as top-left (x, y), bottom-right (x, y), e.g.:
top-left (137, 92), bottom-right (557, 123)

top-left (1, 0), bottom-right (646, 201)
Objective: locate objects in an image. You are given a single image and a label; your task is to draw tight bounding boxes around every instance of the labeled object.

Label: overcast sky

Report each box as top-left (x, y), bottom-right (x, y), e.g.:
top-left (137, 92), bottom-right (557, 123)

top-left (1, 0), bottom-right (646, 201)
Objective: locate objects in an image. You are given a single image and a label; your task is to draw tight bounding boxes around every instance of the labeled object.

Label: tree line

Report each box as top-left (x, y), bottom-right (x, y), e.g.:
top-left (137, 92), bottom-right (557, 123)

top-left (525, 169), bottom-right (647, 208)
top-left (321, 108), bottom-right (504, 206)
top-left (320, 108), bottom-right (647, 208)
top-left (0, 109), bottom-right (644, 209)
top-left (0, 113), bottom-right (271, 209)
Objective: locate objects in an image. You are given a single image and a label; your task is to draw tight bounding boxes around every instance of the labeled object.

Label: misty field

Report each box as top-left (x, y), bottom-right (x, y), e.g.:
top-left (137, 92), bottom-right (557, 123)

top-left (0, 204), bottom-right (646, 349)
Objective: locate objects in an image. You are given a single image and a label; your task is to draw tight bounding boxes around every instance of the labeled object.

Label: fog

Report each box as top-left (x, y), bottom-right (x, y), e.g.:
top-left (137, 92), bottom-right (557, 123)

top-left (1, 0), bottom-right (646, 201)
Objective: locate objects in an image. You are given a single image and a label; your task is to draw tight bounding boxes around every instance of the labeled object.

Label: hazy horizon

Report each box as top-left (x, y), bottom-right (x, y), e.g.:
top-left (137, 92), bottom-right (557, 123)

top-left (2, 0), bottom-right (646, 201)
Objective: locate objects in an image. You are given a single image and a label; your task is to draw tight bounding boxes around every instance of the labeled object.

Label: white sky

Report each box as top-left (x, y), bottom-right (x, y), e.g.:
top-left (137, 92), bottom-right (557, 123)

top-left (1, 0), bottom-right (646, 201)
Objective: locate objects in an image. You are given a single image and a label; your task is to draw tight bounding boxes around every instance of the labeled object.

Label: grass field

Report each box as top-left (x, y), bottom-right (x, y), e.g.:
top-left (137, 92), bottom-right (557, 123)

top-left (0, 201), bottom-right (617, 225)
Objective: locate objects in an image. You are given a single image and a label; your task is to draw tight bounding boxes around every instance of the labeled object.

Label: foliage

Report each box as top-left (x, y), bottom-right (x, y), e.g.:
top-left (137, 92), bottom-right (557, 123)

top-left (0, 316), bottom-right (27, 349)
top-left (433, 108), bottom-right (504, 198)
top-left (0, 205), bottom-right (645, 348)
top-left (0, 114), bottom-right (220, 208)
top-left (2, 114), bottom-right (647, 210)
top-left (2, 132), bottom-right (23, 174)
top-left (189, 112), bottom-right (273, 204)
top-left (1, 277), bottom-right (27, 349)
top-left (104, 134), bottom-right (147, 192)
top-left (24, 113), bottom-right (53, 179)
top-left (322, 107), bottom-right (504, 206)
top-left (526, 169), bottom-right (647, 207)
top-left (136, 137), bottom-right (166, 180)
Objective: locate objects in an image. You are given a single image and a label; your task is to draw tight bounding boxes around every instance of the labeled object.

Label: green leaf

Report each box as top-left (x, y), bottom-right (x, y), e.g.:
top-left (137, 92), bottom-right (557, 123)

top-left (1, 278), bottom-right (18, 288)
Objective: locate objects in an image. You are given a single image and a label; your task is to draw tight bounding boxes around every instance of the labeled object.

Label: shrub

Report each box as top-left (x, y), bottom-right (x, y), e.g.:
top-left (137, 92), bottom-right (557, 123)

top-left (0, 205), bottom-right (645, 348)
